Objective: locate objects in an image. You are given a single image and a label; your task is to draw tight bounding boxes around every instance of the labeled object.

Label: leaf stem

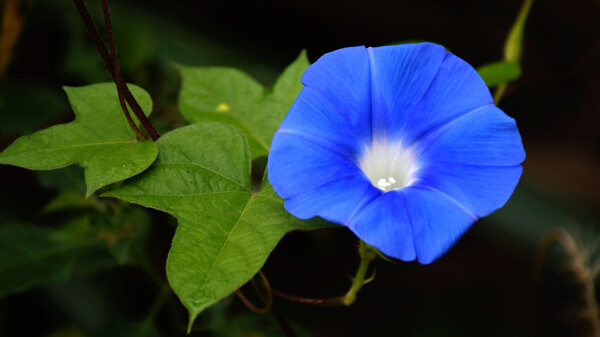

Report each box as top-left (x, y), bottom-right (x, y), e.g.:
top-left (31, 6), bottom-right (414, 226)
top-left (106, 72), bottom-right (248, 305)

top-left (236, 271), bottom-right (298, 337)
top-left (271, 289), bottom-right (346, 306)
top-left (72, 0), bottom-right (160, 140)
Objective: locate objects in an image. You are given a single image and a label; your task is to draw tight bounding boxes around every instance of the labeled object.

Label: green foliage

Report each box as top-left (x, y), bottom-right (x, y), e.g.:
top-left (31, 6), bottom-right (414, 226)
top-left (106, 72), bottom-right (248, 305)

top-left (476, 61), bottom-right (522, 88)
top-left (177, 51), bottom-right (309, 159)
top-left (0, 83), bottom-right (158, 197)
top-left (105, 123), bottom-right (329, 329)
top-left (0, 204), bottom-right (152, 298)
top-left (0, 221), bottom-right (97, 298)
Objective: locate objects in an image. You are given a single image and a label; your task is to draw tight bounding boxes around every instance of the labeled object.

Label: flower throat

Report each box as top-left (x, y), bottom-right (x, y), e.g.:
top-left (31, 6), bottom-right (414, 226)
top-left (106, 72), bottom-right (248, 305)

top-left (359, 141), bottom-right (417, 192)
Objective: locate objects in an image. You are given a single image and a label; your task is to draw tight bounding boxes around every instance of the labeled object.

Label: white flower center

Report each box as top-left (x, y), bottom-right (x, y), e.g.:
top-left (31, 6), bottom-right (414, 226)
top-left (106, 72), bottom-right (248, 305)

top-left (359, 141), bottom-right (417, 192)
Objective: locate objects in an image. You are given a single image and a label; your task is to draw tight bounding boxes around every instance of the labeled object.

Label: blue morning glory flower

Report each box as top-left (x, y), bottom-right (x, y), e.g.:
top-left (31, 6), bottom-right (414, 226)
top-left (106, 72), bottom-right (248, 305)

top-left (267, 43), bottom-right (525, 264)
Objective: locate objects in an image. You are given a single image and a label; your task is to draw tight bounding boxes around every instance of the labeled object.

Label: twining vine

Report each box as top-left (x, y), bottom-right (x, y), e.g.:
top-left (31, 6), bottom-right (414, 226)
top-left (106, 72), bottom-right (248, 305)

top-left (73, 0), bottom-right (160, 141)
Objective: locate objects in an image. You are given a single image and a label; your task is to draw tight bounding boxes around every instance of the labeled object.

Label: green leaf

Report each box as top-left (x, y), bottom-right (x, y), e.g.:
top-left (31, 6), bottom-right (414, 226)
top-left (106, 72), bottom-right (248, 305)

top-left (0, 83), bottom-right (159, 197)
top-left (177, 51), bottom-right (309, 159)
top-left (0, 222), bottom-right (98, 298)
top-left (104, 122), bottom-right (328, 330)
top-left (0, 203), bottom-right (154, 298)
top-left (476, 61), bottom-right (522, 88)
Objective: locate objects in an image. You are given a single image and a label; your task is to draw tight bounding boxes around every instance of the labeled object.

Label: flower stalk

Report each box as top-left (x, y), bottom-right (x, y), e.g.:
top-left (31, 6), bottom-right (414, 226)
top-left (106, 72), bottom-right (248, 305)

top-left (343, 240), bottom-right (377, 306)
top-left (271, 240), bottom-right (377, 307)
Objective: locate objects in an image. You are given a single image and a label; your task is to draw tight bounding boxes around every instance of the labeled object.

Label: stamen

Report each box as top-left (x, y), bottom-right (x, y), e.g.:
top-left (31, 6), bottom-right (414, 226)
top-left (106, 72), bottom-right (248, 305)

top-left (359, 140), bottom-right (417, 192)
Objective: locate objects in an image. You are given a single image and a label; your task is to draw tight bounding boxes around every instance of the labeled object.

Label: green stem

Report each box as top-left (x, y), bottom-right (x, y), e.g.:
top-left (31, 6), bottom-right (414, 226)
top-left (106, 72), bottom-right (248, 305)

top-left (494, 0), bottom-right (535, 104)
top-left (343, 240), bottom-right (377, 306)
top-left (273, 240), bottom-right (377, 306)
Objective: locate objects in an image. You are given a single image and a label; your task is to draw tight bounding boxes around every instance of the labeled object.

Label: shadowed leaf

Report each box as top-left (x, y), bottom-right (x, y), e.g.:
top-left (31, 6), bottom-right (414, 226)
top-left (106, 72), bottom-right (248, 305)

top-left (177, 51), bottom-right (309, 159)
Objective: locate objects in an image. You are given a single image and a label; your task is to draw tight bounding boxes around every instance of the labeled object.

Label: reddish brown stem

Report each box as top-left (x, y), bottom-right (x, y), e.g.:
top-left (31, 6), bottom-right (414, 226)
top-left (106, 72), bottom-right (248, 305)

top-left (271, 288), bottom-right (346, 306)
top-left (236, 271), bottom-right (273, 314)
top-left (72, 0), bottom-right (160, 140)
top-left (99, 0), bottom-right (145, 140)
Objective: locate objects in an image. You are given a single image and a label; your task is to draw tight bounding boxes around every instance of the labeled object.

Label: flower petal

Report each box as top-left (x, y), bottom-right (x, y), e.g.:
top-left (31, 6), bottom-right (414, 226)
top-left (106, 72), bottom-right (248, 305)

top-left (284, 174), bottom-right (380, 223)
top-left (301, 46), bottom-right (372, 142)
top-left (277, 86), bottom-right (366, 155)
top-left (368, 43), bottom-right (446, 143)
top-left (414, 104), bottom-right (526, 166)
top-left (402, 52), bottom-right (494, 146)
top-left (349, 191), bottom-right (417, 262)
top-left (267, 132), bottom-right (363, 199)
top-left (412, 164), bottom-right (523, 217)
top-left (401, 186), bottom-right (476, 264)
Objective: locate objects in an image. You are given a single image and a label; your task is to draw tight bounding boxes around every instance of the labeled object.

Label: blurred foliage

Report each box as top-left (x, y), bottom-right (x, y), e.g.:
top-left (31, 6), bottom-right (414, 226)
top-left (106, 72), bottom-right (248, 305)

top-left (476, 61), bottom-right (522, 88)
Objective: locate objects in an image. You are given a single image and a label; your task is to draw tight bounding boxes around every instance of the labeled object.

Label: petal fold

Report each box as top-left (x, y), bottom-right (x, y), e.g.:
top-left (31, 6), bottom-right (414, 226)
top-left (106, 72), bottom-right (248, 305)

top-left (368, 43), bottom-right (446, 143)
top-left (412, 164), bottom-right (523, 217)
top-left (414, 105), bottom-right (526, 167)
top-left (401, 187), bottom-right (476, 264)
top-left (277, 86), bottom-right (366, 155)
top-left (301, 46), bottom-right (372, 142)
top-left (350, 191), bottom-right (417, 262)
top-left (284, 174), bottom-right (380, 224)
top-left (268, 132), bottom-right (363, 199)
top-left (402, 52), bottom-right (494, 146)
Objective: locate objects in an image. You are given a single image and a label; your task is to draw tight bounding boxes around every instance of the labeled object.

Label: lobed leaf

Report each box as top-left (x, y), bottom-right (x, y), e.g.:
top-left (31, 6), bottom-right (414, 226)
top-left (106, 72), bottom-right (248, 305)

top-left (0, 83), bottom-right (158, 197)
top-left (104, 122), bottom-right (328, 330)
top-left (177, 51), bottom-right (309, 159)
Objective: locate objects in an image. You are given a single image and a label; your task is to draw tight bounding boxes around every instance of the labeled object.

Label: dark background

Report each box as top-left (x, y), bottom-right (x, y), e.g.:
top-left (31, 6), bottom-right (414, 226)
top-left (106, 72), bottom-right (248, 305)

top-left (1, 0), bottom-right (599, 336)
